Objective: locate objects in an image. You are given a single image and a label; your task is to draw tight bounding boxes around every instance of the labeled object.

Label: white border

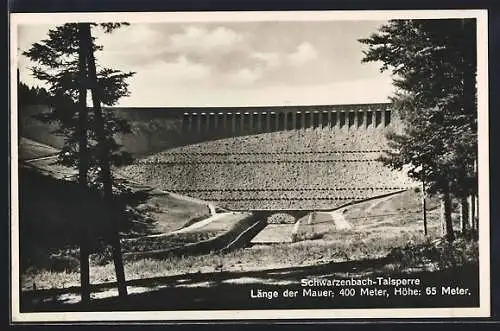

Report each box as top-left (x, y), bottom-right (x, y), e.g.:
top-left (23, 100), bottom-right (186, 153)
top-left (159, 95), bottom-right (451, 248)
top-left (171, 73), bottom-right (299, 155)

top-left (10, 9), bottom-right (490, 322)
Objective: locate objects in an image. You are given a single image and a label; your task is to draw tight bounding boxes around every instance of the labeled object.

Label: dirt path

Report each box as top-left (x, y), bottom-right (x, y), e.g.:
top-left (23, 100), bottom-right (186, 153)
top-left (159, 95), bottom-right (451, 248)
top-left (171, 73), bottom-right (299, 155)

top-left (170, 212), bottom-right (237, 234)
top-left (364, 194), bottom-right (395, 214)
top-left (251, 224), bottom-right (294, 244)
top-left (319, 210), bottom-right (352, 230)
top-left (23, 154), bottom-right (59, 162)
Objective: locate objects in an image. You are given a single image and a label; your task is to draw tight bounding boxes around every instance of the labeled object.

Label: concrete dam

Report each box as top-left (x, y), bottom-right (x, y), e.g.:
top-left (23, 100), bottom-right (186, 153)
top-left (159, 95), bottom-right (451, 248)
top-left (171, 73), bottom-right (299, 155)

top-left (115, 103), bottom-right (413, 210)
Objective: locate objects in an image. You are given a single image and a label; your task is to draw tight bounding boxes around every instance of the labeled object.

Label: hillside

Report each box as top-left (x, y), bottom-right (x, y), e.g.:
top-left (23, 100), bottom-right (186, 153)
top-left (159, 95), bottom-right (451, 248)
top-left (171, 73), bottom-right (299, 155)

top-left (18, 105), bottom-right (65, 150)
top-left (18, 137), bottom-right (59, 161)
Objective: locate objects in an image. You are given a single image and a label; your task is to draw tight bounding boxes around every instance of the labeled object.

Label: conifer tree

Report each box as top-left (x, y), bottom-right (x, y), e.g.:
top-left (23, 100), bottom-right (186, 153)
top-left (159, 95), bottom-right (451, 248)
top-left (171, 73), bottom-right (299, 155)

top-left (359, 19), bottom-right (477, 242)
top-left (23, 22), bottom-right (135, 301)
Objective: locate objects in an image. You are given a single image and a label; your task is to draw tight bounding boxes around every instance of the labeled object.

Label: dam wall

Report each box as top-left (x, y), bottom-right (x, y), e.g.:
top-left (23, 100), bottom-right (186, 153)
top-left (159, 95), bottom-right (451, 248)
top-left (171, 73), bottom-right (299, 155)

top-left (116, 104), bottom-right (412, 210)
top-left (115, 104), bottom-right (395, 156)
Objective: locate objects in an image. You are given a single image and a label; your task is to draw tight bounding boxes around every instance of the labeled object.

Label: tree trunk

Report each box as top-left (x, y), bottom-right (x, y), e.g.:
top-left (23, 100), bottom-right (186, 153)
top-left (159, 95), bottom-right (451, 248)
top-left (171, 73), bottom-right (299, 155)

top-left (77, 24), bottom-right (89, 188)
top-left (422, 181), bottom-right (427, 236)
top-left (79, 236), bottom-right (90, 304)
top-left (440, 198), bottom-right (446, 236)
top-left (473, 159), bottom-right (478, 231)
top-left (81, 23), bottom-right (128, 298)
top-left (441, 184), bottom-right (455, 242)
top-left (460, 196), bottom-right (469, 232)
top-left (469, 194), bottom-right (478, 231)
top-left (474, 194), bottom-right (479, 231)
top-left (77, 23), bottom-right (90, 304)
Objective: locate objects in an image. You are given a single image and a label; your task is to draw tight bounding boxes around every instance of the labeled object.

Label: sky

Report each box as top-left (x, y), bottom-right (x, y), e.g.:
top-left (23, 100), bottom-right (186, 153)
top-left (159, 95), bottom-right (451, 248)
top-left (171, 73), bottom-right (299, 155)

top-left (16, 20), bottom-right (395, 107)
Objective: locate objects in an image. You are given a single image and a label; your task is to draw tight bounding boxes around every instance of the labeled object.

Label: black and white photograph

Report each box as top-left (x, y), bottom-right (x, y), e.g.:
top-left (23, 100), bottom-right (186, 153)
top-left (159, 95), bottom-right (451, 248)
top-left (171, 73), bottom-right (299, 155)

top-left (10, 10), bottom-right (490, 321)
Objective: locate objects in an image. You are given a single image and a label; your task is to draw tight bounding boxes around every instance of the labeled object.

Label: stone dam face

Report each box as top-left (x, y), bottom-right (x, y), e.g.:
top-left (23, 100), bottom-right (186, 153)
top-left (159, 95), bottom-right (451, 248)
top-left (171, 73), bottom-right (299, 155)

top-left (114, 104), bottom-right (413, 211)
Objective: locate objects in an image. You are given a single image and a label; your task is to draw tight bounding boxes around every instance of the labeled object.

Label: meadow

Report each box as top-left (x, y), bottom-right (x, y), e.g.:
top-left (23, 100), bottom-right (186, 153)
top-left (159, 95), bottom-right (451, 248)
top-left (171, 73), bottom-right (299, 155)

top-left (21, 188), bottom-right (474, 294)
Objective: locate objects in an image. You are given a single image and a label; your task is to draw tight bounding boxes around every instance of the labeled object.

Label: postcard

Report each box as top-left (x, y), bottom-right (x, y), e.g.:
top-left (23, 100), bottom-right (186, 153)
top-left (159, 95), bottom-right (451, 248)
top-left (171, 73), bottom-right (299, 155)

top-left (10, 9), bottom-right (490, 322)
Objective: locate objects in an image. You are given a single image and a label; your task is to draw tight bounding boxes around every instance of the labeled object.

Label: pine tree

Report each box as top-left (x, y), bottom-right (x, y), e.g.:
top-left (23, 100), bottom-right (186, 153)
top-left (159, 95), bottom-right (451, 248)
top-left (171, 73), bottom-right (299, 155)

top-left (23, 23), bottom-right (135, 183)
top-left (23, 23), bottom-right (135, 301)
top-left (359, 19), bottom-right (477, 242)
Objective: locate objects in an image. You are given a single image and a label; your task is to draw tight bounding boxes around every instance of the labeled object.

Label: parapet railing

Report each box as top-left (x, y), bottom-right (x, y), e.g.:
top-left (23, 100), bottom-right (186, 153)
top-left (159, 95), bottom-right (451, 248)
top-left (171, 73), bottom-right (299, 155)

top-left (180, 107), bottom-right (392, 133)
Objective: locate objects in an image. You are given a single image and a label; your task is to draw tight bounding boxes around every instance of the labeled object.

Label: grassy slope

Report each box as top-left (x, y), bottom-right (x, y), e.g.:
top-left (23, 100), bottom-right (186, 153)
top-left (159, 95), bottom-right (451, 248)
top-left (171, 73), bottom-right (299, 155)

top-left (21, 188), bottom-right (449, 291)
top-left (18, 134), bottom-right (211, 233)
top-left (18, 139), bottom-right (212, 276)
top-left (18, 137), bottom-right (59, 161)
top-left (18, 105), bottom-right (65, 149)
top-left (129, 193), bottom-right (210, 235)
top-left (252, 188), bottom-right (443, 244)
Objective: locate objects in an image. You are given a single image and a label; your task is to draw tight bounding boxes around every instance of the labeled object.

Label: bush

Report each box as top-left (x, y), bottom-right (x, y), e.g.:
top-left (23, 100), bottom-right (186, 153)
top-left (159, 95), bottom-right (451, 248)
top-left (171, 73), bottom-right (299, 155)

top-left (291, 231), bottom-right (326, 243)
top-left (456, 228), bottom-right (479, 241)
top-left (90, 246), bottom-right (114, 266)
top-left (48, 254), bottom-right (80, 272)
top-left (267, 213), bottom-right (297, 224)
top-left (388, 237), bottom-right (478, 270)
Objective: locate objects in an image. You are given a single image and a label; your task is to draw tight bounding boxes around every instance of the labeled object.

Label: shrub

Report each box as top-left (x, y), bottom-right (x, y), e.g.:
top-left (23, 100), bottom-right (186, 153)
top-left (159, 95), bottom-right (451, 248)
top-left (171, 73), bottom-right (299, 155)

top-left (90, 246), bottom-right (114, 266)
top-left (388, 237), bottom-right (478, 270)
top-left (291, 231), bottom-right (326, 243)
top-left (48, 254), bottom-right (80, 272)
top-left (267, 213), bottom-right (297, 224)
